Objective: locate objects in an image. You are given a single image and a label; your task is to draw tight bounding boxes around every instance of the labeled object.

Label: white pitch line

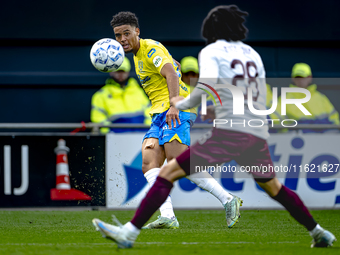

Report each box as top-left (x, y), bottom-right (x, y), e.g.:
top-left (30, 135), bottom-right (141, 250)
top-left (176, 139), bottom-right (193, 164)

top-left (0, 241), bottom-right (299, 246)
top-left (0, 243), bottom-right (114, 246)
top-left (139, 241), bottom-right (300, 245)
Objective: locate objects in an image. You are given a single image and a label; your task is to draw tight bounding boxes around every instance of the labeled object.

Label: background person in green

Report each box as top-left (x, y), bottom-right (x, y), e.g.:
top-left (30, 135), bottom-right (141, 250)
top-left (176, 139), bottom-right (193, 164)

top-left (91, 57), bottom-right (151, 133)
top-left (275, 63), bottom-right (339, 133)
top-left (180, 56), bottom-right (199, 93)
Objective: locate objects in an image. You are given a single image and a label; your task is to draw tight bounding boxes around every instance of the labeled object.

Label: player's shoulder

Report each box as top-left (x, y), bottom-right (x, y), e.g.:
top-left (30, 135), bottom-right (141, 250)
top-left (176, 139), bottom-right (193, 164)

top-left (201, 41), bottom-right (223, 54)
top-left (142, 39), bottom-right (166, 52)
top-left (206, 40), bottom-right (260, 56)
top-left (139, 39), bottom-right (166, 62)
top-left (141, 39), bottom-right (170, 67)
top-left (199, 42), bottom-right (219, 62)
top-left (143, 38), bottom-right (162, 46)
top-left (200, 40), bottom-right (246, 57)
top-left (236, 41), bottom-right (262, 60)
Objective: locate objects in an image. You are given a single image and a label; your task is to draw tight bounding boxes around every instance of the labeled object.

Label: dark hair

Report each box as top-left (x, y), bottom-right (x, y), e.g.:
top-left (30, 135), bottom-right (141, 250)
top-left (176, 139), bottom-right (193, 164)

top-left (110, 11), bottom-right (139, 29)
top-left (202, 5), bottom-right (248, 44)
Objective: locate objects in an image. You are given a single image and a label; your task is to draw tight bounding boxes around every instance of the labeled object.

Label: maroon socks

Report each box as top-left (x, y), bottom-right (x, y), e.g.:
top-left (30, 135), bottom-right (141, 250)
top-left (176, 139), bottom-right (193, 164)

top-left (131, 178), bottom-right (317, 231)
top-left (272, 185), bottom-right (317, 231)
top-left (131, 176), bottom-right (173, 229)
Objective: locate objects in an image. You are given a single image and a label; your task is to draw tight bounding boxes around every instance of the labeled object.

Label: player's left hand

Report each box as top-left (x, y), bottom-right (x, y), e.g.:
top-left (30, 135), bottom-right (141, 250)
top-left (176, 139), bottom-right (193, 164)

top-left (166, 105), bottom-right (181, 129)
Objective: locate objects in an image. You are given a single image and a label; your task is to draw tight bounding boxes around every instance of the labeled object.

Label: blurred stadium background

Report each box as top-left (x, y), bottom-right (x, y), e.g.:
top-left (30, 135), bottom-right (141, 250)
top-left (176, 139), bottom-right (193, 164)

top-left (1, 0), bottom-right (340, 123)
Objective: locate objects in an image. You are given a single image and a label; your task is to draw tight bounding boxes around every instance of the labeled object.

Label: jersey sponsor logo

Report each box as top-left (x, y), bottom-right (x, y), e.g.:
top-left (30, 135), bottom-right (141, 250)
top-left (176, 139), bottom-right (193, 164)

top-left (147, 48), bottom-right (156, 58)
top-left (153, 56), bottom-right (163, 68)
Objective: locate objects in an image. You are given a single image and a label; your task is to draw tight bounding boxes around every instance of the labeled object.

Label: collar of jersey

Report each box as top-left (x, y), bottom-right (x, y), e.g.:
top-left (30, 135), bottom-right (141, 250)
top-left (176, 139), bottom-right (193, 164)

top-left (135, 38), bottom-right (144, 58)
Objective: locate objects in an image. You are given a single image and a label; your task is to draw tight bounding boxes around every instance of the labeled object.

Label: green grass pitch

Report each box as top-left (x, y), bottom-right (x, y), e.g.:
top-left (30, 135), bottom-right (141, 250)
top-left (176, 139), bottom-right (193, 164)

top-left (0, 210), bottom-right (338, 254)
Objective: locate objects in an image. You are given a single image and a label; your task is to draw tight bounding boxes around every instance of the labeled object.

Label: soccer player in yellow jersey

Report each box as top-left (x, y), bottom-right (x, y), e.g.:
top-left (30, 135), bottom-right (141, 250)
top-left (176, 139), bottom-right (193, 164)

top-left (108, 11), bottom-right (240, 229)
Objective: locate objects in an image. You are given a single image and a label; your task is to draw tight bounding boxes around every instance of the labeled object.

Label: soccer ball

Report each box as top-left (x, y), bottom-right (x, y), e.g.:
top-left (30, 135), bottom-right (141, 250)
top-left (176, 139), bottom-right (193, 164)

top-left (90, 38), bottom-right (125, 73)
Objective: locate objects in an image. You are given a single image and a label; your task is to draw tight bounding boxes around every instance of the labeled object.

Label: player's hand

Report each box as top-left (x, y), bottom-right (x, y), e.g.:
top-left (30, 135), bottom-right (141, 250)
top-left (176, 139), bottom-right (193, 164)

top-left (166, 106), bottom-right (181, 129)
top-left (200, 105), bottom-right (215, 123)
top-left (170, 96), bottom-right (184, 107)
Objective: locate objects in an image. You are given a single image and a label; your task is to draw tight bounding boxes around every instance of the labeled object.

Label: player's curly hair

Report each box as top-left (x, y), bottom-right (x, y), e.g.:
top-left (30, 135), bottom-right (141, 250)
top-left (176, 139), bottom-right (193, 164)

top-left (110, 11), bottom-right (139, 28)
top-left (202, 5), bottom-right (248, 44)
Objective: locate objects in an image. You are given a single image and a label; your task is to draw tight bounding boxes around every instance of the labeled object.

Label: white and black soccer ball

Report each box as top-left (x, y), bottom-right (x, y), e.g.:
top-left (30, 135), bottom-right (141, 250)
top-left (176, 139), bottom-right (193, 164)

top-left (90, 38), bottom-right (125, 73)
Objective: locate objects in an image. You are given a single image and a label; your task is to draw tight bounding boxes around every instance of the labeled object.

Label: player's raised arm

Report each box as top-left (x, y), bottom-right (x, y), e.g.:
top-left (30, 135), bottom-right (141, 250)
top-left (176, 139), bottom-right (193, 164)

top-left (160, 63), bottom-right (181, 129)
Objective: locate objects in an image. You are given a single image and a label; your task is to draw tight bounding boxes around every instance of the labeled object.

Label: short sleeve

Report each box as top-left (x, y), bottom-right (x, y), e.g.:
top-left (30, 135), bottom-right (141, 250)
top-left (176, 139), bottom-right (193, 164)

top-left (145, 44), bottom-right (172, 74)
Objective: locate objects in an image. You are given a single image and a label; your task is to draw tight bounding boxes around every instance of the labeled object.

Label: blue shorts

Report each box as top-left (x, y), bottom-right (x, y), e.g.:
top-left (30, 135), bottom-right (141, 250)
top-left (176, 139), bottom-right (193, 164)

top-left (143, 110), bottom-right (197, 146)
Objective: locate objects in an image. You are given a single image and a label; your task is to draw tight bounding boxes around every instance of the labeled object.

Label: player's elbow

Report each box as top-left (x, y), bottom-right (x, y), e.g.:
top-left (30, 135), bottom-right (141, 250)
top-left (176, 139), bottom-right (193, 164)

top-left (165, 72), bottom-right (179, 81)
top-left (161, 63), bottom-right (177, 79)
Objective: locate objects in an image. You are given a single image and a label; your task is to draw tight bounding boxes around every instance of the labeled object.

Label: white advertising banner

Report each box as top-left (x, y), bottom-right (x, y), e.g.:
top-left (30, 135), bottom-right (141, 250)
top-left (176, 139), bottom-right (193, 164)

top-left (106, 132), bottom-right (340, 209)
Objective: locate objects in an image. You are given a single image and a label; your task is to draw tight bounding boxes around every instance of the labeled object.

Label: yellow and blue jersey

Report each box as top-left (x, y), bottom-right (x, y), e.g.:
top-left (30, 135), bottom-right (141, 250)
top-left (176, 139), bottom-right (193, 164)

top-left (133, 39), bottom-right (191, 115)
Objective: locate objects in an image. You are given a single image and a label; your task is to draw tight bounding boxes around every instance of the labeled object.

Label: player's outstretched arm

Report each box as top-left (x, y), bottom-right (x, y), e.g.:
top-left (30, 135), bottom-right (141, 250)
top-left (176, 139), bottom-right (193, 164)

top-left (161, 63), bottom-right (181, 129)
top-left (172, 85), bottom-right (206, 111)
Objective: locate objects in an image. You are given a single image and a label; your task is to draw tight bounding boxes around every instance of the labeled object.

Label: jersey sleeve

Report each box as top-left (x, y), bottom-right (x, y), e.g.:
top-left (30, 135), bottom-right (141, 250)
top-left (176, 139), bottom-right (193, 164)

top-left (145, 44), bottom-right (173, 74)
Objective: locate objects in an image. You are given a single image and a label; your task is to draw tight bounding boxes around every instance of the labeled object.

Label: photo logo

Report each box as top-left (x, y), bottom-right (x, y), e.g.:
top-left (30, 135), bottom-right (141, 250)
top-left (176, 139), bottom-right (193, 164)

top-left (197, 82), bottom-right (223, 107)
top-left (198, 82), bottom-right (312, 128)
top-left (197, 82), bottom-right (223, 116)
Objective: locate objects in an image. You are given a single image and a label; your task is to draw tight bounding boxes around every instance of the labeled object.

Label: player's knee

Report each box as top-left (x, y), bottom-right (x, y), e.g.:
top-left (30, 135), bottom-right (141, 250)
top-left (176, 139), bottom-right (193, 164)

top-left (158, 159), bottom-right (185, 183)
top-left (142, 140), bottom-right (164, 174)
top-left (141, 153), bottom-right (163, 174)
top-left (142, 161), bottom-right (160, 174)
top-left (141, 163), bottom-right (149, 174)
top-left (158, 164), bottom-right (176, 182)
